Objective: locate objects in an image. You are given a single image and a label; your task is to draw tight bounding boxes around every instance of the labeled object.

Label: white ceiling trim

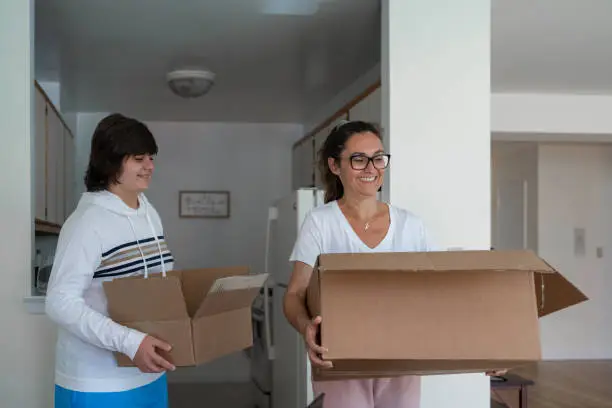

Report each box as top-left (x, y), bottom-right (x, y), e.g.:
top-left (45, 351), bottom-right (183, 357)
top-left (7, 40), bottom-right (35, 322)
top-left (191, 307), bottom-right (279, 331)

top-left (492, 93), bottom-right (612, 135)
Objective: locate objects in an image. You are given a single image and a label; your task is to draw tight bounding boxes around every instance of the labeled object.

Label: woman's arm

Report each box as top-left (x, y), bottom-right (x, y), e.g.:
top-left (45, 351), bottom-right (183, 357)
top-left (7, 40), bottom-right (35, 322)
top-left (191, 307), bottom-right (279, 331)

top-left (283, 261), bottom-right (331, 368)
top-left (283, 210), bottom-right (332, 368)
top-left (283, 261), bottom-right (314, 336)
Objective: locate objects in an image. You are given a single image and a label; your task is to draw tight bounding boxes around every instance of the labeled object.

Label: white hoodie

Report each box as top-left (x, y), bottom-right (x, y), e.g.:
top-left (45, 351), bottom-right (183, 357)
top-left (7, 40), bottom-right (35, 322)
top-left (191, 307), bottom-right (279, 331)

top-left (45, 191), bottom-right (175, 393)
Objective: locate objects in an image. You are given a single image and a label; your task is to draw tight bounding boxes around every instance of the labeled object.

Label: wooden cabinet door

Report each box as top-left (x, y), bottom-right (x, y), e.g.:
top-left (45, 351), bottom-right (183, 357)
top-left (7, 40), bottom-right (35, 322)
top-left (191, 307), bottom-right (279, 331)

top-left (312, 128), bottom-right (327, 189)
top-left (348, 87), bottom-right (381, 127)
top-left (64, 129), bottom-right (75, 218)
top-left (34, 88), bottom-right (47, 220)
top-left (46, 108), bottom-right (63, 224)
top-left (56, 119), bottom-right (65, 223)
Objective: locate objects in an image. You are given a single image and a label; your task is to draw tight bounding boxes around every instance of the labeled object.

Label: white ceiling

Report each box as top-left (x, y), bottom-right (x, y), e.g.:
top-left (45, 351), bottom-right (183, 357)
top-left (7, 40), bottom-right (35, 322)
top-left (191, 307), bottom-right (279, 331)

top-left (35, 0), bottom-right (380, 122)
top-left (35, 0), bottom-right (612, 122)
top-left (492, 0), bottom-right (612, 94)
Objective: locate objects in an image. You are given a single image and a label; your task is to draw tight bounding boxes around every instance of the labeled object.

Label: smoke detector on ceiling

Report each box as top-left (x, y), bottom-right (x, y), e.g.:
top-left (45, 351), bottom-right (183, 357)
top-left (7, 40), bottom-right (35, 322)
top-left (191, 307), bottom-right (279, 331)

top-left (166, 69), bottom-right (216, 98)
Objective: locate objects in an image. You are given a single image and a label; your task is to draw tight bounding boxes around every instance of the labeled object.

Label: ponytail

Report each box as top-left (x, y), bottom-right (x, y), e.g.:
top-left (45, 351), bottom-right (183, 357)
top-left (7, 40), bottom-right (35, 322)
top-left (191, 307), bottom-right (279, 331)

top-left (320, 159), bottom-right (344, 203)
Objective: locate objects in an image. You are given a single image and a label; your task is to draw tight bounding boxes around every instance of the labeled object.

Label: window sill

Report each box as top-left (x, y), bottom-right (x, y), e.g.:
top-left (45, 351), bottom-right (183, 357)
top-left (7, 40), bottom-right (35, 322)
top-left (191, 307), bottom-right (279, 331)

top-left (23, 296), bottom-right (46, 314)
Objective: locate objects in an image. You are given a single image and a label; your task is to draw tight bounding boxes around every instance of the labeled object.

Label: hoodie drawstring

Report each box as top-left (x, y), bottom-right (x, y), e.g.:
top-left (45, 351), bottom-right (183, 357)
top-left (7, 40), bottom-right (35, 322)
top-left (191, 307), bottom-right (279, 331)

top-left (82, 191), bottom-right (167, 279)
top-left (127, 216), bottom-right (150, 278)
top-left (145, 211), bottom-right (167, 278)
top-left (126, 202), bottom-right (167, 279)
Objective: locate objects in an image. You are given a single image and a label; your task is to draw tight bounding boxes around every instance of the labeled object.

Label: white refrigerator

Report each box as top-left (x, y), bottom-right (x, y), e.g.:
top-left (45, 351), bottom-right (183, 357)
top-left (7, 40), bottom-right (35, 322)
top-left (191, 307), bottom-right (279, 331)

top-left (263, 188), bottom-right (325, 408)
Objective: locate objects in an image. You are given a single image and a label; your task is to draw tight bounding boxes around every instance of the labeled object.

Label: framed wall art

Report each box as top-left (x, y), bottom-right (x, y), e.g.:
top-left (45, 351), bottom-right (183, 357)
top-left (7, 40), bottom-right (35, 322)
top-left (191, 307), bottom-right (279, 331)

top-left (179, 190), bottom-right (230, 218)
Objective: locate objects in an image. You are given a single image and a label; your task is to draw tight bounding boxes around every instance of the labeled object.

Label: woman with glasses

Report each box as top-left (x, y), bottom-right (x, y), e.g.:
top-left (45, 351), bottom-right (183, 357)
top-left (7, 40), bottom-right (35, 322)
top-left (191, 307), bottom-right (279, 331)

top-left (283, 120), bottom-right (427, 408)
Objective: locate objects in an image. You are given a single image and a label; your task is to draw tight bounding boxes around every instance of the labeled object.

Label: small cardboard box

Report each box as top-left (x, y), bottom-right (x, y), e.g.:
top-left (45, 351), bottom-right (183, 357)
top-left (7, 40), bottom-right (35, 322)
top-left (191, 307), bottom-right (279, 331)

top-left (103, 266), bottom-right (268, 367)
top-left (306, 250), bottom-right (588, 380)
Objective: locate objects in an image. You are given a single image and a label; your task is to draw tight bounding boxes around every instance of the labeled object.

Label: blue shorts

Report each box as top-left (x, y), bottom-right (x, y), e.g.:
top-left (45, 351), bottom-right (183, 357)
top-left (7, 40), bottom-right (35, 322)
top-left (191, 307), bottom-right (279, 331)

top-left (55, 374), bottom-right (168, 408)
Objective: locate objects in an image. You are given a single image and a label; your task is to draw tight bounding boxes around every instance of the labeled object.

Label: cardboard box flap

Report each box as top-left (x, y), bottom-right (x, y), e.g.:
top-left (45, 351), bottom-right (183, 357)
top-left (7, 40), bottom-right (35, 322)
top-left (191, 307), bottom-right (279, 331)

top-left (179, 266), bottom-right (250, 317)
top-left (194, 274), bottom-right (269, 318)
top-left (535, 270), bottom-right (589, 317)
top-left (103, 275), bottom-right (188, 322)
top-left (317, 250), bottom-right (556, 274)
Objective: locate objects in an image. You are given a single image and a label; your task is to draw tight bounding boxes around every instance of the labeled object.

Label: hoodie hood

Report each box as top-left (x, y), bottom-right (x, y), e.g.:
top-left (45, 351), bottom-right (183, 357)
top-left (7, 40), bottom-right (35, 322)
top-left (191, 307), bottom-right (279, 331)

top-left (77, 190), bottom-right (166, 278)
top-left (78, 190), bottom-right (151, 216)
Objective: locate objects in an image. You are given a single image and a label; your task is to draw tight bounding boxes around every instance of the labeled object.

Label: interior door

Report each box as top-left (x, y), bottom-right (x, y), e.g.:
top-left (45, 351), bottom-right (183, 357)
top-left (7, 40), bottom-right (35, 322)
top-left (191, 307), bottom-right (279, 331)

top-left (494, 179), bottom-right (528, 250)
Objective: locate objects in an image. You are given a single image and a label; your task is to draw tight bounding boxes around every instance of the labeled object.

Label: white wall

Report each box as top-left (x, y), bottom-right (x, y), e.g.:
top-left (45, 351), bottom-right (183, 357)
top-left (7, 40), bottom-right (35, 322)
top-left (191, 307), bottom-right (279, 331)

top-left (492, 93), bottom-right (612, 136)
top-left (74, 115), bottom-right (302, 382)
top-left (1, 1), bottom-right (57, 406)
top-left (492, 142), bottom-right (612, 359)
top-left (145, 121), bottom-right (300, 271)
top-left (538, 143), bottom-right (612, 359)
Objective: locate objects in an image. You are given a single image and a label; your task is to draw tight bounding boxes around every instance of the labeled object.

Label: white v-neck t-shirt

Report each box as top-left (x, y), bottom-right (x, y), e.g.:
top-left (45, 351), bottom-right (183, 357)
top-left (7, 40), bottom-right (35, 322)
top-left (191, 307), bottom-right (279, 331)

top-left (289, 200), bottom-right (434, 267)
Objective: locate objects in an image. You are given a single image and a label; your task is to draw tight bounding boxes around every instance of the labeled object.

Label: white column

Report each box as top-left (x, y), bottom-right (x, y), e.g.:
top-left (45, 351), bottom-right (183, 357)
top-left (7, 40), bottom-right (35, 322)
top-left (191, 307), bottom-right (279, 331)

top-left (1, 1), bottom-right (56, 407)
top-left (382, 1), bottom-right (491, 407)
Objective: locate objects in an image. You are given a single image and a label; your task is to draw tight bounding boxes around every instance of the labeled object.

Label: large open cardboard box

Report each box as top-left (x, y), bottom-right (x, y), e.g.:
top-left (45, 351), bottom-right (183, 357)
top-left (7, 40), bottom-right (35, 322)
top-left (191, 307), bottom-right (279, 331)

top-left (306, 250), bottom-right (587, 380)
top-left (103, 266), bottom-right (268, 367)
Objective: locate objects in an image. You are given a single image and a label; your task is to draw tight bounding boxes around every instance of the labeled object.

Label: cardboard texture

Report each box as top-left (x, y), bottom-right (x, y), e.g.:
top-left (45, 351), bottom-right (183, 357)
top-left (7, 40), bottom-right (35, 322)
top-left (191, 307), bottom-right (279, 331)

top-left (103, 266), bottom-right (268, 367)
top-left (306, 250), bottom-right (588, 381)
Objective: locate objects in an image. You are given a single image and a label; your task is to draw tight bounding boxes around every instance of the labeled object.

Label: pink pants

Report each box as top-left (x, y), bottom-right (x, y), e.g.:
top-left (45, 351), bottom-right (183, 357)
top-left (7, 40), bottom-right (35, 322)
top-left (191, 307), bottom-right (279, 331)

top-left (312, 376), bottom-right (420, 408)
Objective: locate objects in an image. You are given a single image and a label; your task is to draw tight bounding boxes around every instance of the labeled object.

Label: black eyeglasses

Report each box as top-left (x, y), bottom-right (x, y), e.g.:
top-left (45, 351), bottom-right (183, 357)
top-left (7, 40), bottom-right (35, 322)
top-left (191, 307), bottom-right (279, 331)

top-left (346, 153), bottom-right (391, 170)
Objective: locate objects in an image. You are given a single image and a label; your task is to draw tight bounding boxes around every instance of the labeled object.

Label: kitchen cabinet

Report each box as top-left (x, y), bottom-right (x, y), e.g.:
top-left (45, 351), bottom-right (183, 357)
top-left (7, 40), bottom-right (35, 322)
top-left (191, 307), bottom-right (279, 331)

top-left (34, 87), bottom-right (47, 220)
top-left (34, 82), bottom-right (76, 234)
top-left (64, 127), bottom-right (76, 216)
top-left (46, 106), bottom-right (63, 224)
top-left (312, 127), bottom-right (326, 188)
top-left (348, 86), bottom-right (381, 127)
top-left (313, 115), bottom-right (348, 188)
